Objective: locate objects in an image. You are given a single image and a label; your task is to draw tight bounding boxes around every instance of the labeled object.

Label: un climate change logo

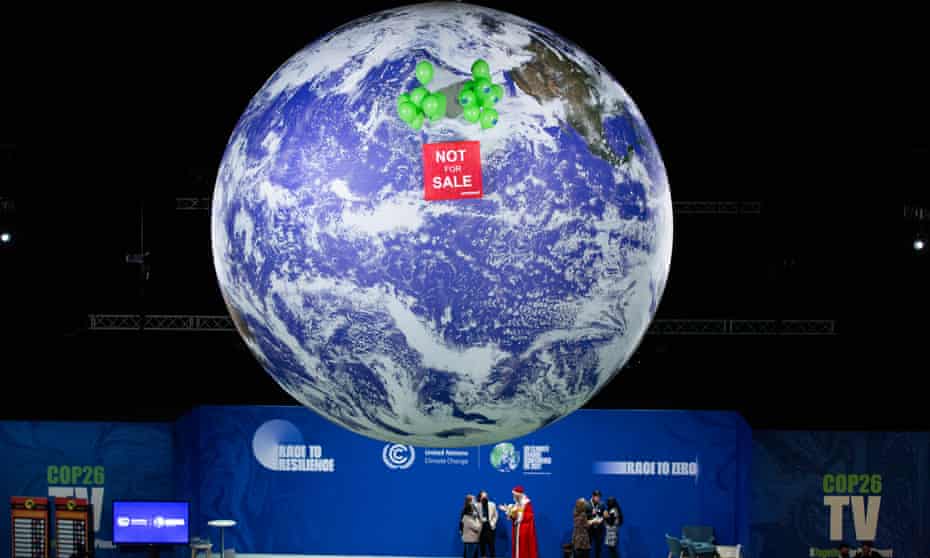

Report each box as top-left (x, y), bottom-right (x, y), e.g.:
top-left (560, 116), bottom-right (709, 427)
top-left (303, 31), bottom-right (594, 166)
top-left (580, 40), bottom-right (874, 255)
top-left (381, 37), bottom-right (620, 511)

top-left (490, 443), bottom-right (520, 472)
top-left (382, 444), bottom-right (416, 469)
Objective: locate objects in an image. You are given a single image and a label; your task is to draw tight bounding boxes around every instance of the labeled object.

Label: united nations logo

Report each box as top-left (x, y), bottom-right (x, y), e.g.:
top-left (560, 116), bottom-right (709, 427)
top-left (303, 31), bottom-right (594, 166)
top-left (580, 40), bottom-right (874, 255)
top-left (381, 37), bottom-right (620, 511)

top-left (67, 500), bottom-right (76, 511)
top-left (490, 442), bottom-right (520, 472)
top-left (24, 499), bottom-right (34, 510)
top-left (382, 444), bottom-right (415, 470)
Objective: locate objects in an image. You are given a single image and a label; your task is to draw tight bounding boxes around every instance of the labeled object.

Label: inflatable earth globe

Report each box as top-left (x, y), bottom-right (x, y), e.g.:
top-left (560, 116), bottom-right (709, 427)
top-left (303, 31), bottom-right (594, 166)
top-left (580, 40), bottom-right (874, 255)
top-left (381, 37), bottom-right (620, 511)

top-left (211, 2), bottom-right (673, 447)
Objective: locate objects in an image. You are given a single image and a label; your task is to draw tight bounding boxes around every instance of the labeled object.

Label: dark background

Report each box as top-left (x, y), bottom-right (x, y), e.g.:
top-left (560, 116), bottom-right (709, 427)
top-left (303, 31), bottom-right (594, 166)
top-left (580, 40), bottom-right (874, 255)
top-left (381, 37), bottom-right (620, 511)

top-left (0, 4), bottom-right (923, 429)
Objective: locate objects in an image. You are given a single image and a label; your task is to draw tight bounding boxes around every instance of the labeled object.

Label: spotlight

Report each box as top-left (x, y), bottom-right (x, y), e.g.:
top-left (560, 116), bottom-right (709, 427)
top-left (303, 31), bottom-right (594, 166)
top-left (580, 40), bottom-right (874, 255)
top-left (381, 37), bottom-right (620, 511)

top-left (915, 238), bottom-right (926, 252)
top-left (0, 232), bottom-right (10, 244)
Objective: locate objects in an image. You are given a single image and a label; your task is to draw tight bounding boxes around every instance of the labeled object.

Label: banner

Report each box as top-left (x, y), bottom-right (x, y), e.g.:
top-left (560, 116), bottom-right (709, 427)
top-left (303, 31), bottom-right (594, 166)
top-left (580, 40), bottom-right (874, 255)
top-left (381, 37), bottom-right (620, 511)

top-left (179, 406), bottom-right (751, 558)
top-left (751, 431), bottom-right (930, 558)
top-left (1, 408), bottom-right (751, 558)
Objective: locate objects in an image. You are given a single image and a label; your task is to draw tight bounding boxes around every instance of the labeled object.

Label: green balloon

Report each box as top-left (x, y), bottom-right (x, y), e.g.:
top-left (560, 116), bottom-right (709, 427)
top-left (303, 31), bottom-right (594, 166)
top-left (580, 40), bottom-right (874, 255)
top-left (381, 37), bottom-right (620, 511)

top-left (473, 78), bottom-right (493, 98)
top-left (480, 108), bottom-right (499, 129)
top-left (415, 61), bottom-right (434, 86)
top-left (491, 84), bottom-right (504, 101)
top-left (409, 110), bottom-right (425, 130)
top-left (409, 87), bottom-right (428, 107)
top-left (458, 89), bottom-right (477, 107)
top-left (480, 95), bottom-right (497, 109)
top-left (462, 104), bottom-right (481, 123)
top-left (462, 79), bottom-right (476, 91)
top-left (397, 93), bottom-right (411, 108)
top-left (422, 94), bottom-right (441, 119)
top-left (471, 59), bottom-right (491, 80)
top-left (397, 101), bottom-right (417, 123)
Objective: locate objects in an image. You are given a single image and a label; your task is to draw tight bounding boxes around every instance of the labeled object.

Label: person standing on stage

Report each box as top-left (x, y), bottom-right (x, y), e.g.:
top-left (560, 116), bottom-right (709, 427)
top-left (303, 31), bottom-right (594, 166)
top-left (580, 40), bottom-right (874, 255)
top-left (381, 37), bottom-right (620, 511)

top-left (461, 495), bottom-right (481, 558)
top-left (469, 493), bottom-right (481, 518)
top-left (499, 486), bottom-right (539, 558)
top-left (573, 498), bottom-right (599, 558)
top-left (603, 497), bottom-right (622, 558)
top-left (477, 490), bottom-right (498, 558)
top-left (585, 490), bottom-right (606, 558)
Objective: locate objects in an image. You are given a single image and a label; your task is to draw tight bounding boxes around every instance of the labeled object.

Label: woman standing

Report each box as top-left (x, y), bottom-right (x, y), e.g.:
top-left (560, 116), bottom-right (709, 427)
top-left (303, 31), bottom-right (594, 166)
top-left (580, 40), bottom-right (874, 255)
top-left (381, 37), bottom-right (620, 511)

top-left (461, 495), bottom-right (482, 558)
top-left (573, 498), bottom-right (595, 558)
top-left (603, 497), bottom-right (623, 558)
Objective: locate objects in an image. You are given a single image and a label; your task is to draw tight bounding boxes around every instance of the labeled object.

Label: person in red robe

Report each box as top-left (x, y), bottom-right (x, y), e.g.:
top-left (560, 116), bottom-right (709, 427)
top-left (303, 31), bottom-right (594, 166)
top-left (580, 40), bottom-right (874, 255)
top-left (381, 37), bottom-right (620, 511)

top-left (499, 486), bottom-right (539, 558)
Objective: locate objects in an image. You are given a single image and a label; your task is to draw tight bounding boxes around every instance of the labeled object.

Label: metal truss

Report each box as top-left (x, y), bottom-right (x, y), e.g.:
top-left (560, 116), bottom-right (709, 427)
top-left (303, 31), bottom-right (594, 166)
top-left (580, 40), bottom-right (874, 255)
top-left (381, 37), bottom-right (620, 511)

top-left (88, 314), bottom-right (834, 335)
top-left (726, 319), bottom-right (836, 335)
top-left (88, 314), bottom-right (235, 331)
top-left (672, 201), bottom-right (761, 215)
top-left (176, 198), bottom-right (761, 215)
top-left (905, 205), bottom-right (930, 221)
top-left (646, 319), bottom-right (834, 335)
top-left (176, 197), bottom-right (211, 211)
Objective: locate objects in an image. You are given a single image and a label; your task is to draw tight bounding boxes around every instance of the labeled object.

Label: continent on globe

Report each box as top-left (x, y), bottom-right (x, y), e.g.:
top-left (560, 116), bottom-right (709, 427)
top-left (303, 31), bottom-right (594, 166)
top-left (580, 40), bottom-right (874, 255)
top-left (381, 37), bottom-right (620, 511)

top-left (211, 2), bottom-right (673, 447)
top-left (490, 442), bottom-right (519, 472)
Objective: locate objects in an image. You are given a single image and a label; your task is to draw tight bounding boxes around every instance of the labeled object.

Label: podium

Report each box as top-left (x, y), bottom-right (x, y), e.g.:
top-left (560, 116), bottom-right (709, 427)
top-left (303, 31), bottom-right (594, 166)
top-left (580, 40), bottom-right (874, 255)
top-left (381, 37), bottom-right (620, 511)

top-left (54, 498), bottom-right (93, 558)
top-left (10, 497), bottom-right (50, 558)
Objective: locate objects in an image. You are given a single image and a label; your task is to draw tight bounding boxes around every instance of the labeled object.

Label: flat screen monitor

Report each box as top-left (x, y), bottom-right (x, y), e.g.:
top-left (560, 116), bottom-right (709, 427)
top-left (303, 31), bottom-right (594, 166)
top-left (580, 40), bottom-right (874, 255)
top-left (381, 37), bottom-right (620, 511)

top-left (112, 501), bottom-right (190, 545)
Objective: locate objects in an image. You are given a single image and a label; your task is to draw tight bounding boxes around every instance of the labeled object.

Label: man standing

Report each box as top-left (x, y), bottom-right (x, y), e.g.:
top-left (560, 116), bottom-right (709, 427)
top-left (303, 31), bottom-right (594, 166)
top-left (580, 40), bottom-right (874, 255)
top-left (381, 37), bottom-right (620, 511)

top-left (477, 491), bottom-right (498, 558)
top-left (499, 486), bottom-right (538, 558)
top-left (585, 490), bottom-right (606, 558)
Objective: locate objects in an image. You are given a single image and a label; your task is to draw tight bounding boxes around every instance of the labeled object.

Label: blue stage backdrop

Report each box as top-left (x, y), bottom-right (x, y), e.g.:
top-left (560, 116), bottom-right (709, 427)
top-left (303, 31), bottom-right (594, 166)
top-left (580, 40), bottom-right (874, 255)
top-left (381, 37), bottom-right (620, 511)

top-left (0, 420), bottom-right (175, 558)
top-left (751, 431), bottom-right (930, 558)
top-left (177, 406), bottom-right (751, 558)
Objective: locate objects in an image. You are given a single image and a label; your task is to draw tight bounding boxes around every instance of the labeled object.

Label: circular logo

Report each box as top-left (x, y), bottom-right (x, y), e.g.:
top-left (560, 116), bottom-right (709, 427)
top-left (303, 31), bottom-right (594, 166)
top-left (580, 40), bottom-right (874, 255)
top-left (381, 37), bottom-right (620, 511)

top-left (67, 500), bottom-right (76, 511)
top-left (382, 444), bottom-right (415, 469)
top-left (252, 419), bottom-right (304, 471)
top-left (490, 442), bottom-right (520, 472)
top-left (24, 499), bottom-right (34, 510)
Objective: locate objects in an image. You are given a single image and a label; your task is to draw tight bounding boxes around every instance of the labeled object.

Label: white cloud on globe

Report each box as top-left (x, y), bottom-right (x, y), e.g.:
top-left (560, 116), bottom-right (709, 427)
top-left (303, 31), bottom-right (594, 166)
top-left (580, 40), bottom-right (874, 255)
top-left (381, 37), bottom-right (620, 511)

top-left (211, 2), bottom-right (673, 447)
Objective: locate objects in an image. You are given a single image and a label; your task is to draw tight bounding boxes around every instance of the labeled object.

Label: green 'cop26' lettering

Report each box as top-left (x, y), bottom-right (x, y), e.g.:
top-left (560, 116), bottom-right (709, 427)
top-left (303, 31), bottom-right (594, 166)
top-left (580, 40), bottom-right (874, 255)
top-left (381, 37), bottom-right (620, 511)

top-left (822, 473), bottom-right (881, 494)
top-left (48, 465), bottom-right (105, 485)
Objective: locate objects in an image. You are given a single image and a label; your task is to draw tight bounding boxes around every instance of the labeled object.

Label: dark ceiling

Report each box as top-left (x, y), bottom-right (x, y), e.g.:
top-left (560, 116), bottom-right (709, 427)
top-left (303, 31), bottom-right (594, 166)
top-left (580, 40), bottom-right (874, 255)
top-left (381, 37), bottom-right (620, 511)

top-left (0, 3), bottom-right (924, 430)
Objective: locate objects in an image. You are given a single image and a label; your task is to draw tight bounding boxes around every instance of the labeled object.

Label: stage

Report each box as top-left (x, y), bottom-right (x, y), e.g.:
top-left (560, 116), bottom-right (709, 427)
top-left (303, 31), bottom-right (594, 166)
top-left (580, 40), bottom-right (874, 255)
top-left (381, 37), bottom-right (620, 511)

top-left (2, 407), bottom-right (928, 558)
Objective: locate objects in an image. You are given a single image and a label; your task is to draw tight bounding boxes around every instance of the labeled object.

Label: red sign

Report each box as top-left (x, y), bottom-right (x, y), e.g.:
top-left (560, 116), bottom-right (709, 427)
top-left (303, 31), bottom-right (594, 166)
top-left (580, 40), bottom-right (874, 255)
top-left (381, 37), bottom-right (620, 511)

top-left (422, 141), bottom-right (483, 201)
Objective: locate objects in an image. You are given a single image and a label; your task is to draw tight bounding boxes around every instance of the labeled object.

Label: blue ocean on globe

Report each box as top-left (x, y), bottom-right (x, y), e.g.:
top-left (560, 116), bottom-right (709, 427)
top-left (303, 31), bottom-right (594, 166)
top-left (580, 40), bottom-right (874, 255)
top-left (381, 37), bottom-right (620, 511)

top-left (211, 2), bottom-right (673, 447)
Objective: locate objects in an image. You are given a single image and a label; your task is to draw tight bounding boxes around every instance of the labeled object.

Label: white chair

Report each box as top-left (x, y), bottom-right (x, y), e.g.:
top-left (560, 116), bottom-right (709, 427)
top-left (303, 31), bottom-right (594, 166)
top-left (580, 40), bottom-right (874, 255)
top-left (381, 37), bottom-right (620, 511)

top-left (716, 544), bottom-right (742, 558)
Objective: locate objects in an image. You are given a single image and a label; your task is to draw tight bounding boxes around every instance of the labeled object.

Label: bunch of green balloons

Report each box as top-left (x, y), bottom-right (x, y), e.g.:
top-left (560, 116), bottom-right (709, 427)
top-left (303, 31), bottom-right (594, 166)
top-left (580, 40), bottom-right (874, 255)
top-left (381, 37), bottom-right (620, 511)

top-left (396, 61), bottom-right (447, 130)
top-left (457, 59), bottom-right (503, 129)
